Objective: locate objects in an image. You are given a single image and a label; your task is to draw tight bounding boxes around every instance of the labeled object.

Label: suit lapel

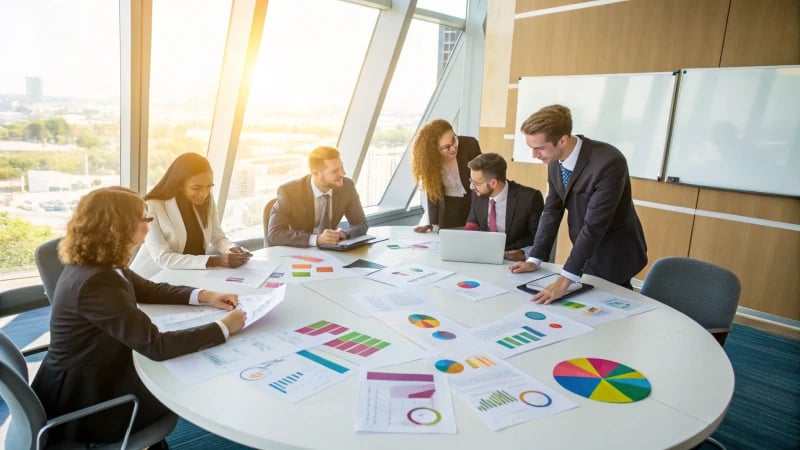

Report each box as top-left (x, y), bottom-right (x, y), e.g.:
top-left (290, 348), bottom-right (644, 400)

top-left (505, 182), bottom-right (517, 228)
top-left (566, 138), bottom-right (591, 195)
top-left (164, 198), bottom-right (188, 253)
top-left (302, 175), bottom-right (316, 230)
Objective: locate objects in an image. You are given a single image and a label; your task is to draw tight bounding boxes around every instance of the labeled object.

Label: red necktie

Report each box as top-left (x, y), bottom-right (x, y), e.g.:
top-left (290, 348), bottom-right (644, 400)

top-left (489, 199), bottom-right (497, 232)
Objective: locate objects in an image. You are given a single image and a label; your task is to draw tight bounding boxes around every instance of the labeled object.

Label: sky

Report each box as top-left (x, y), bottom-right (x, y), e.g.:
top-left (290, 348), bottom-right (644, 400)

top-left (0, 0), bottom-right (465, 114)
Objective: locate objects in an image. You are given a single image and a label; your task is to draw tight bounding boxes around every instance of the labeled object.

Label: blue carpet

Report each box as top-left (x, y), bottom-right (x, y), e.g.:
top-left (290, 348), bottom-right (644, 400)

top-left (2, 310), bottom-right (798, 449)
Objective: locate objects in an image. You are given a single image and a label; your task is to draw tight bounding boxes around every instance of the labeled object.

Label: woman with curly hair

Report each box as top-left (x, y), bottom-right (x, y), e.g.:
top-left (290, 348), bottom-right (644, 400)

top-left (31, 186), bottom-right (246, 446)
top-left (411, 119), bottom-right (482, 232)
top-left (130, 152), bottom-right (251, 278)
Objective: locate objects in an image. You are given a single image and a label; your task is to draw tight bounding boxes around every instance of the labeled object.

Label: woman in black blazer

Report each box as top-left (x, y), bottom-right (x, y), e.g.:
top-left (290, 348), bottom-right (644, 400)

top-left (411, 119), bottom-right (482, 231)
top-left (31, 186), bottom-right (247, 445)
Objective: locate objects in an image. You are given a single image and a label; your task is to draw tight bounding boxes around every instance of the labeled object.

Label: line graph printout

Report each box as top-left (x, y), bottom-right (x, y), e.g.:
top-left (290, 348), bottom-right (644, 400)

top-left (355, 371), bottom-right (456, 434)
top-left (469, 305), bottom-right (593, 358)
top-left (430, 351), bottom-right (577, 431)
top-left (237, 349), bottom-right (355, 403)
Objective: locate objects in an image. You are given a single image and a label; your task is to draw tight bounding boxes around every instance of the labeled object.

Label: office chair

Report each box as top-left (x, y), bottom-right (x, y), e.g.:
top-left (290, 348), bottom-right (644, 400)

top-left (34, 238), bottom-right (64, 304)
top-left (0, 285), bottom-right (51, 357)
top-left (0, 330), bottom-right (177, 450)
top-left (640, 257), bottom-right (740, 450)
top-left (262, 197), bottom-right (277, 248)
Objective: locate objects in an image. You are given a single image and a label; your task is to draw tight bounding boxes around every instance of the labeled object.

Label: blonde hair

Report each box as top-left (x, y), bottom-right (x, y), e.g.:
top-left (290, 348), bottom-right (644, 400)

top-left (411, 119), bottom-right (453, 203)
top-left (308, 146), bottom-right (341, 172)
top-left (520, 104), bottom-right (573, 145)
top-left (59, 186), bottom-right (144, 267)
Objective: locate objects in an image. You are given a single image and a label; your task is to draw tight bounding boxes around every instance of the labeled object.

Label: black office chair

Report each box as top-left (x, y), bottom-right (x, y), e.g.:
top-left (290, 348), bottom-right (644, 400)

top-left (0, 330), bottom-right (177, 450)
top-left (34, 238), bottom-right (64, 304)
top-left (0, 285), bottom-right (51, 357)
top-left (262, 198), bottom-right (277, 248)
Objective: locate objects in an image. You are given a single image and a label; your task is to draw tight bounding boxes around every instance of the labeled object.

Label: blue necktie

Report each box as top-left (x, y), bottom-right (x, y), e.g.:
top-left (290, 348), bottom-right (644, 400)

top-left (560, 164), bottom-right (572, 188)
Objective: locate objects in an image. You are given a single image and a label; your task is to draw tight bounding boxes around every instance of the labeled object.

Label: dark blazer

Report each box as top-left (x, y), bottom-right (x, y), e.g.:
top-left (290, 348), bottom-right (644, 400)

top-left (427, 135), bottom-right (482, 227)
top-left (31, 264), bottom-right (225, 443)
top-left (268, 174), bottom-right (368, 247)
top-left (529, 136), bottom-right (647, 285)
top-left (465, 180), bottom-right (544, 251)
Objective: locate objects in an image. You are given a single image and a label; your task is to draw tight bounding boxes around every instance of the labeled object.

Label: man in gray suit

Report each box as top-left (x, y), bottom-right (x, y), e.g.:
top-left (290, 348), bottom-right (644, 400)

top-left (268, 146), bottom-right (367, 247)
top-left (510, 104), bottom-right (647, 303)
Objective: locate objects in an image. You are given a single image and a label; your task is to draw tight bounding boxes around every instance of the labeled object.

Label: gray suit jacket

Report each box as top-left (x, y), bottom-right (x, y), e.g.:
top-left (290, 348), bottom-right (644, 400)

top-left (267, 175), bottom-right (368, 247)
top-left (529, 136), bottom-right (647, 284)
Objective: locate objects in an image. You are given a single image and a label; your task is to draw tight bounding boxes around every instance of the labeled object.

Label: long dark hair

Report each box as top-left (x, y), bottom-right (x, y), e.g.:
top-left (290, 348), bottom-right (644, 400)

top-left (145, 153), bottom-right (212, 226)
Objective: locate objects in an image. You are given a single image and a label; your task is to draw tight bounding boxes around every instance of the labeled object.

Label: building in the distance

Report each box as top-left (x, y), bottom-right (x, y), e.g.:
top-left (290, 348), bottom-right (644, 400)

top-left (26, 77), bottom-right (43, 102)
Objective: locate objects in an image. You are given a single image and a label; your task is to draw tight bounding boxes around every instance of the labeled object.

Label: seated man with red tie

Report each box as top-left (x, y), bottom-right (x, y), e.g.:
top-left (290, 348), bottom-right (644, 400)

top-left (267, 146), bottom-right (368, 247)
top-left (463, 153), bottom-right (544, 261)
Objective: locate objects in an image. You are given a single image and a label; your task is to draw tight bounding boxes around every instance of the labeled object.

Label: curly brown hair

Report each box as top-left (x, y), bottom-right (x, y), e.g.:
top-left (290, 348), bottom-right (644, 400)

top-left (59, 186), bottom-right (145, 267)
top-left (411, 119), bottom-right (453, 203)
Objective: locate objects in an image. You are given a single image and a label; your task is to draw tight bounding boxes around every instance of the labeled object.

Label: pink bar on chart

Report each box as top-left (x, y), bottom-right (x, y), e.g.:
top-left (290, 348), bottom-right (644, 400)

top-left (366, 372), bottom-right (434, 382)
top-left (336, 341), bottom-right (359, 351)
top-left (347, 344), bottom-right (370, 355)
top-left (359, 346), bottom-right (381, 357)
top-left (309, 323), bottom-right (341, 335)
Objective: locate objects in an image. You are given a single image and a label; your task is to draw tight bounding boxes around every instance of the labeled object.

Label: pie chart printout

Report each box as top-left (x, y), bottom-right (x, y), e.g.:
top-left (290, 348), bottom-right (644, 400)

top-left (457, 280), bottom-right (480, 289)
top-left (434, 359), bottom-right (465, 374)
top-left (552, 357), bottom-right (651, 403)
top-left (408, 314), bottom-right (441, 328)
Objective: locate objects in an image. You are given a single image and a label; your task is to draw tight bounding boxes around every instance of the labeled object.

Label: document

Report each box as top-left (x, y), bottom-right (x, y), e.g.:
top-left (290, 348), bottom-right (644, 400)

top-left (542, 290), bottom-right (656, 327)
top-left (354, 287), bottom-right (437, 315)
top-left (204, 259), bottom-right (279, 288)
top-left (266, 251), bottom-right (359, 283)
top-left (152, 286), bottom-right (286, 332)
top-left (374, 309), bottom-right (484, 351)
top-left (431, 275), bottom-right (509, 301)
top-left (366, 263), bottom-right (454, 288)
top-left (342, 258), bottom-right (386, 276)
top-left (355, 370), bottom-right (457, 434)
top-left (237, 349), bottom-right (355, 403)
top-left (429, 351), bottom-right (577, 431)
top-left (469, 304), bottom-right (593, 358)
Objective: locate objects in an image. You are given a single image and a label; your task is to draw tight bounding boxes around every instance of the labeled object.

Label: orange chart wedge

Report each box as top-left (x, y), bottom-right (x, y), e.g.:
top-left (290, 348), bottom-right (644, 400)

top-left (552, 357), bottom-right (651, 403)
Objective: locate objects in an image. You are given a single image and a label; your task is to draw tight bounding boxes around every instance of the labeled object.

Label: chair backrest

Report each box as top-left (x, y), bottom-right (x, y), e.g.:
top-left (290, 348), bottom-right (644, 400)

top-left (0, 330), bottom-right (48, 450)
top-left (35, 237), bottom-right (64, 304)
top-left (640, 257), bottom-right (741, 345)
top-left (262, 198), bottom-right (277, 248)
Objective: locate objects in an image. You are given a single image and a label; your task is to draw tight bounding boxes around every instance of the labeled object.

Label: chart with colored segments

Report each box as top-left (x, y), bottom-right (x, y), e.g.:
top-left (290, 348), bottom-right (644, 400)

top-left (553, 357), bottom-right (651, 403)
top-left (431, 276), bottom-right (509, 301)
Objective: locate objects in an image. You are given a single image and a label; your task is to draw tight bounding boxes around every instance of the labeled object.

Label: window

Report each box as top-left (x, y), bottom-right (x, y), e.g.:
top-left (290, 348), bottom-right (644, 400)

top-left (222, 0), bottom-right (378, 238)
top-left (147, 0), bottom-right (231, 188)
top-left (0, 0), bottom-right (120, 277)
top-left (416, 0), bottom-right (467, 18)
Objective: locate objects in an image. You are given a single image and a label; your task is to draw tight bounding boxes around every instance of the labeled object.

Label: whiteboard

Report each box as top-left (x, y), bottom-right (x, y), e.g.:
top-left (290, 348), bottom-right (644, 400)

top-left (665, 66), bottom-right (800, 197)
top-left (513, 72), bottom-right (677, 180)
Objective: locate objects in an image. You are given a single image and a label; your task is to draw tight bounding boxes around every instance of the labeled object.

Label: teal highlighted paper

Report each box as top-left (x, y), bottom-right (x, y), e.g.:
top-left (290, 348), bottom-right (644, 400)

top-left (296, 350), bottom-right (350, 374)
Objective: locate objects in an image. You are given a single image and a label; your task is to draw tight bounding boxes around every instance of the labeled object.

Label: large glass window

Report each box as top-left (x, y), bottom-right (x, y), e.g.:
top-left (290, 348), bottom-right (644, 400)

top-left (222, 0), bottom-right (378, 238)
top-left (416, 0), bottom-right (467, 18)
top-left (357, 21), bottom-right (463, 207)
top-left (146, 0), bottom-right (231, 188)
top-left (0, 0), bottom-right (120, 277)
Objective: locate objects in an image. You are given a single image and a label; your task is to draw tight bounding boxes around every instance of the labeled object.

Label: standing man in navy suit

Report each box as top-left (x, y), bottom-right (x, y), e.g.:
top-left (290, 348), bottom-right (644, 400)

top-left (510, 105), bottom-right (647, 303)
top-left (464, 153), bottom-right (544, 261)
top-left (268, 146), bottom-right (367, 247)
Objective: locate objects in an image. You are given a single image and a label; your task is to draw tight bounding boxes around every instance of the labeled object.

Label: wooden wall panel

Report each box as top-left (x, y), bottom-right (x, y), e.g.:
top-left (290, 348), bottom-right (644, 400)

top-left (721, 0), bottom-right (800, 67)
top-left (689, 217), bottom-right (800, 320)
top-left (632, 179), bottom-right (698, 208)
top-left (516, 0), bottom-right (590, 13)
top-left (481, 0), bottom-right (516, 128)
top-left (634, 206), bottom-right (694, 278)
top-left (509, 0), bottom-right (728, 81)
top-left (505, 88), bottom-right (518, 134)
top-left (696, 189), bottom-right (800, 224)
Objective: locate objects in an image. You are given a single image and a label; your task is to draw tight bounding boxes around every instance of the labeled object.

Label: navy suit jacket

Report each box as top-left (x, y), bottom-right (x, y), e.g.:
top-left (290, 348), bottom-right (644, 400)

top-left (529, 136), bottom-right (647, 284)
top-left (465, 180), bottom-right (544, 251)
top-left (268, 174), bottom-right (368, 247)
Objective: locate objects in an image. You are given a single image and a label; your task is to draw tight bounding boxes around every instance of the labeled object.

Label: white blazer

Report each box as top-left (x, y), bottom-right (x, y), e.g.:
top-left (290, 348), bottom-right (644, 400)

top-left (130, 197), bottom-right (235, 278)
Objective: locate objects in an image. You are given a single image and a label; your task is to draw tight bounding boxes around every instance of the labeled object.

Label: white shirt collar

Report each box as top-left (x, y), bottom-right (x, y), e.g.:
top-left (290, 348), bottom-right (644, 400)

top-left (560, 136), bottom-right (582, 172)
top-left (490, 180), bottom-right (509, 203)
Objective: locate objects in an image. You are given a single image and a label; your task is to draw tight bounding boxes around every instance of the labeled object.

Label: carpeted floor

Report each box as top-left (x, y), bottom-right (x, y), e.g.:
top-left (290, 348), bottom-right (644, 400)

top-left (2, 309), bottom-right (798, 449)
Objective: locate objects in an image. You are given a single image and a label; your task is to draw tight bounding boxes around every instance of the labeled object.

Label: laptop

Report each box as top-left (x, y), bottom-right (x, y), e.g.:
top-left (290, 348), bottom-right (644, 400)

top-left (318, 234), bottom-right (387, 252)
top-left (439, 229), bottom-right (506, 264)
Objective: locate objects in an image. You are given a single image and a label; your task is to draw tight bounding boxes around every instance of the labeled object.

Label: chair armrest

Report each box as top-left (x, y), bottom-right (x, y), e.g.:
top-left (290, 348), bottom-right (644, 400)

top-left (37, 393), bottom-right (139, 450)
top-left (707, 327), bottom-right (731, 335)
top-left (21, 343), bottom-right (49, 357)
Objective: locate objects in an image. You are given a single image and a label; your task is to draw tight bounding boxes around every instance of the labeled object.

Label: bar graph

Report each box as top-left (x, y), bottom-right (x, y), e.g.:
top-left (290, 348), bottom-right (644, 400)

top-left (269, 371), bottom-right (304, 394)
top-left (295, 320), bottom-right (349, 336)
top-left (465, 355), bottom-right (496, 369)
top-left (477, 390), bottom-right (518, 411)
top-left (323, 331), bottom-right (392, 357)
top-left (496, 326), bottom-right (546, 349)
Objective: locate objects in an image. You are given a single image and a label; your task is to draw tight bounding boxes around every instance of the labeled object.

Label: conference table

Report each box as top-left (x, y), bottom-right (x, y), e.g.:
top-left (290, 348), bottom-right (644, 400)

top-left (133, 226), bottom-right (734, 450)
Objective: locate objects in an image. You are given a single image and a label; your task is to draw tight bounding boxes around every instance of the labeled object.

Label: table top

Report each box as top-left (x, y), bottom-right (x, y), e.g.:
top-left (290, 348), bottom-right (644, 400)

top-left (133, 226), bottom-right (734, 450)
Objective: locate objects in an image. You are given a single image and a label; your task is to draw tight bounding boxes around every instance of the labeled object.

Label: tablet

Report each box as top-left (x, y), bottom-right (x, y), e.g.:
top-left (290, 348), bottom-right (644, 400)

top-left (318, 235), bottom-right (387, 251)
top-left (516, 273), bottom-right (594, 299)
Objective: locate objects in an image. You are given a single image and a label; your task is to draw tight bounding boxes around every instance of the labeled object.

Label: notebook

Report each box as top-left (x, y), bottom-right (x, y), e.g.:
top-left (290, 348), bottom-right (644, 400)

top-left (439, 229), bottom-right (506, 264)
top-left (318, 234), bottom-right (387, 251)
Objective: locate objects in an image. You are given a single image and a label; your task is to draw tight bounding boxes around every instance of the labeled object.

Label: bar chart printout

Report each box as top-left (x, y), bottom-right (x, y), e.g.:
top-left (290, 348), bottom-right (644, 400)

top-left (238, 350), bottom-right (355, 403)
top-left (355, 371), bottom-right (456, 434)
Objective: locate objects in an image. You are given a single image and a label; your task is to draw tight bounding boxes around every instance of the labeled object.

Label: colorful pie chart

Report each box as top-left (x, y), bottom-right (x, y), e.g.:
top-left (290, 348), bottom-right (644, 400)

top-left (553, 357), bottom-right (651, 403)
top-left (432, 330), bottom-right (457, 340)
top-left (408, 314), bottom-right (441, 328)
top-left (434, 359), bottom-right (464, 374)
top-left (457, 280), bottom-right (480, 289)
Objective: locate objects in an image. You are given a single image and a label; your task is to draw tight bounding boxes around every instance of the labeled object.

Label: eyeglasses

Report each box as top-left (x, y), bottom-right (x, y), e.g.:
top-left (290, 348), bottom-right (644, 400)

top-left (469, 178), bottom-right (490, 187)
top-left (439, 135), bottom-right (458, 151)
top-left (141, 216), bottom-right (154, 223)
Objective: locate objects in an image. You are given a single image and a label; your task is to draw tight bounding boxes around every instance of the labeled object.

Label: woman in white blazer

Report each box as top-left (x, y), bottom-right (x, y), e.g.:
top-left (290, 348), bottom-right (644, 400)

top-left (130, 153), bottom-right (251, 278)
